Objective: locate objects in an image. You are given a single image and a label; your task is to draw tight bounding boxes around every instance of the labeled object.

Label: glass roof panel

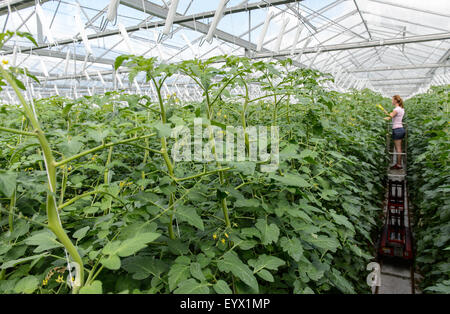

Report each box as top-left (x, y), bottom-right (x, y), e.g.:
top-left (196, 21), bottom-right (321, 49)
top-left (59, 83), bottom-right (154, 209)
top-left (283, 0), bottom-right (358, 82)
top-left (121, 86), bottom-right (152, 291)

top-left (0, 0), bottom-right (447, 99)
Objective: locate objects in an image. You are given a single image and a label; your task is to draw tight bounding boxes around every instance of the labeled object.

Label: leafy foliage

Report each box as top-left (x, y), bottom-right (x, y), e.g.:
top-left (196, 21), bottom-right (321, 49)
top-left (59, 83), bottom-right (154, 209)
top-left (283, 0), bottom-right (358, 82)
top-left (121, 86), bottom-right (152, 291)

top-left (0, 53), bottom-right (392, 294)
top-left (406, 85), bottom-right (450, 293)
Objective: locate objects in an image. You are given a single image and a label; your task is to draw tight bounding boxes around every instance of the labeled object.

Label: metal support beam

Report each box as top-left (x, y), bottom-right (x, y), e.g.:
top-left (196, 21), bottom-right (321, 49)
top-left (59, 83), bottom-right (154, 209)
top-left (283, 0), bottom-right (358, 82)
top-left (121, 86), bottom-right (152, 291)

top-left (0, 0), bottom-right (49, 16)
top-left (121, 0), bottom-right (300, 53)
top-left (348, 63), bottom-right (450, 73)
top-left (372, 81), bottom-right (429, 86)
top-left (353, 0), bottom-right (371, 40)
top-left (367, 0), bottom-right (450, 19)
top-left (370, 76), bottom-right (431, 82)
top-left (2, 45), bottom-right (115, 65)
top-left (252, 32), bottom-right (450, 58)
top-left (427, 48), bottom-right (450, 75)
top-left (5, 0), bottom-right (301, 55)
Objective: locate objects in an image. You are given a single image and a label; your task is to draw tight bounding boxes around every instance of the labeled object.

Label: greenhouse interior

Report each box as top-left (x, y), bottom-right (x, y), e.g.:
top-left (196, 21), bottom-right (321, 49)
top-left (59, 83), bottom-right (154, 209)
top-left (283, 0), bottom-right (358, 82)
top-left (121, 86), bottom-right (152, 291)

top-left (0, 0), bottom-right (448, 297)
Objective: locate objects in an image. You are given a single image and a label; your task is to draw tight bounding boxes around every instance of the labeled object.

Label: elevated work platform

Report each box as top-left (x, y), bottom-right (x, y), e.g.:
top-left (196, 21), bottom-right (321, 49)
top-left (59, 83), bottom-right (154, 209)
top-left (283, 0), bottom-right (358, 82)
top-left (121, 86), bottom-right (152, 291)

top-left (375, 122), bottom-right (419, 294)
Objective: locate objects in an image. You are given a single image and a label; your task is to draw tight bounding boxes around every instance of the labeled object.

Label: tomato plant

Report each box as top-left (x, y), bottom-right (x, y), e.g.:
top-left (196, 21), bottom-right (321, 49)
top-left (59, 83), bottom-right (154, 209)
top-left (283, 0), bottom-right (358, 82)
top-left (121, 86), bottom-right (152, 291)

top-left (1, 34), bottom-right (397, 294)
top-left (406, 85), bottom-right (450, 293)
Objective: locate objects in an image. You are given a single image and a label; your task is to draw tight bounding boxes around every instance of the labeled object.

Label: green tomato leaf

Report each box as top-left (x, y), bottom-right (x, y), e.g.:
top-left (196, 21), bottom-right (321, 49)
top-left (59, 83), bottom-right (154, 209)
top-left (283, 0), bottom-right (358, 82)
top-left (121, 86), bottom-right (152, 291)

top-left (176, 205), bottom-right (204, 231)
top-left (330, 210), bottom-right (355, 232)
top-left (101, 255), bottom-right (121, 270)
top-left (173, 278), bottom-right (210, 294)
top-left (0, 170), bottom-right (17, 198)
top-left (255, 218), bottom-right (280, 245)
top-left (248, 254), bottom-right (285, 272)
top-left (217, 251), bottom-right (258, 292)
top-left (79, 280), bottom-right (103, 294)
top-left (270, 173), bottom-right (311, 188)
top-left (14, 276), bottom-right (38, 294)
top-left (190, 262), bottom-right (206, 281)
top-left (1, 253), bottom-right (49, 269)
top-left (168, 263), bottom-right (191, 292)
top-left (235, 198), bottom-right (260, 208)
top-left (213, 280), bottom-right (233, 294)
top-left (256, 269), bottom-right (274, 282)
top-left (24, 230), bottom-right (63, 253)
top-left (280, 237), bottom-right (304, 261)
top-left (73, 226), bottom-right (90, 240)
top-left (122, 256), bottom-right (168, 280)
top-left (306, 234), bottom-right (340, 253)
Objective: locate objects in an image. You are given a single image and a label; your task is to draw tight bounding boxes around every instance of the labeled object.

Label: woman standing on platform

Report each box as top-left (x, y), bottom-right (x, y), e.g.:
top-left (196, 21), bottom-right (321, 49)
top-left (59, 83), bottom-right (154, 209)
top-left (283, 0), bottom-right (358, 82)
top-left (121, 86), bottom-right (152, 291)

top-left (384, 95), bottom-right (405, 169)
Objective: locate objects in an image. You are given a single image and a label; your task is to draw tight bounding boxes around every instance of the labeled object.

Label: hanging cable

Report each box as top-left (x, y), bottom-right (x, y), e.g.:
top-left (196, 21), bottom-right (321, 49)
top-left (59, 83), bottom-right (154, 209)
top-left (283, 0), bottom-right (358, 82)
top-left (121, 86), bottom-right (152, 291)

top-left (107, 0), bottom-right (120, 23)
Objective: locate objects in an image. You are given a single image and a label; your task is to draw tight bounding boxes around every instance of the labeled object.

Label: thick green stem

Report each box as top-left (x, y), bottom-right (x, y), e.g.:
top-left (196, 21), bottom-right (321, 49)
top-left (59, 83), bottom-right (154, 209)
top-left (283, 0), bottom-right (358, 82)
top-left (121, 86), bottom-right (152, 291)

top-left (175, 167), bottom-right (232, 182)
top-left (104, 146), bottom-right (113, 184)
top-left (9, 189), bottom-right (16, 232)
top-left (0, 66), bottom-right (84, 293)
top-left (59, 190), bottom-right (123, 211)
top-left (241, 79), bottom-right (250, 153)
top-left (141, 138), bottom-right (149, 184)
top-left (153, 79), bottom-right (176, 239)
top-left (59, 165), bottom-right (68, 207)
top-left (206, 91), bottom-right (231, 228)
top-left (54, 133), bottom-right (156, 167)
top-left (168, 194), bottom-right (175, 240)
top-left (0, 126), bottom-right (37, 137)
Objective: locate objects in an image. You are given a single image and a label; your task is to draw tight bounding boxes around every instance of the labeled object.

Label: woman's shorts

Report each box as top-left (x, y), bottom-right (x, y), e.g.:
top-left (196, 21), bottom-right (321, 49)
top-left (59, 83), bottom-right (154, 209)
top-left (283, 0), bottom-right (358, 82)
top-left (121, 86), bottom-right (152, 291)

top-left (392, 127), bottom-right (405, 140)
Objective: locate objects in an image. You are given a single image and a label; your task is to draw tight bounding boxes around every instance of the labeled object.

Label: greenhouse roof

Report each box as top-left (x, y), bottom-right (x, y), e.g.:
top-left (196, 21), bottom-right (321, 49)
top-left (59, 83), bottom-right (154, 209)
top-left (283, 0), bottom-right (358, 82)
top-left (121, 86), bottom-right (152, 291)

top-left (0, 0), bottom-right (449, 100)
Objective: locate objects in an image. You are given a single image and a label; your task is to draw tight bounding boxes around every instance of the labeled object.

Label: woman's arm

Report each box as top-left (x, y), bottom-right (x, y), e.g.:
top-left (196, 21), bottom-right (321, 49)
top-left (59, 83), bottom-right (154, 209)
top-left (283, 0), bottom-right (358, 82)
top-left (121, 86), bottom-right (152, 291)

top-left (384, 109), bottom-right (398, 120)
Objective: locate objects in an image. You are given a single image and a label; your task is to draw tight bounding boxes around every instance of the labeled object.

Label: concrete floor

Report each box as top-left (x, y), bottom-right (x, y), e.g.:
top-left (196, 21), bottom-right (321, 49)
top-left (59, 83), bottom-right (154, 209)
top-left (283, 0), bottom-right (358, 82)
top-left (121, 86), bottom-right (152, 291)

top-left (377, 262), bottom-right (414, 294)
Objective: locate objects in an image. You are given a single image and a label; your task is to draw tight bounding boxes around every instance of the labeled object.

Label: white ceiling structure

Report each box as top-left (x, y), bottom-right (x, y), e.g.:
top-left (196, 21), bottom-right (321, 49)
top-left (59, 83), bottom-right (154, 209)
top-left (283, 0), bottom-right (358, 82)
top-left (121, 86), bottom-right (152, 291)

top-left (0, 0), bottom-right (449, 101)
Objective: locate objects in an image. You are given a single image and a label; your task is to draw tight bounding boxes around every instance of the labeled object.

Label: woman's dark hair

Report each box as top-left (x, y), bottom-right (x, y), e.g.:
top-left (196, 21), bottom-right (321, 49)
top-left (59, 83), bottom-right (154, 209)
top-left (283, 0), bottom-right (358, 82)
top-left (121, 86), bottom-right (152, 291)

top-left (393, 95), bottom-right (404, 108)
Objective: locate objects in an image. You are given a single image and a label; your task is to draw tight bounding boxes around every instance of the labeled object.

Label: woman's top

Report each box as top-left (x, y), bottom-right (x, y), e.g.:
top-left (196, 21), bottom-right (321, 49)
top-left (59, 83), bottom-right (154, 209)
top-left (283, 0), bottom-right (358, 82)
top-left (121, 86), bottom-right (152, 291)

top-left (392, 106), bottom-right (404, 129)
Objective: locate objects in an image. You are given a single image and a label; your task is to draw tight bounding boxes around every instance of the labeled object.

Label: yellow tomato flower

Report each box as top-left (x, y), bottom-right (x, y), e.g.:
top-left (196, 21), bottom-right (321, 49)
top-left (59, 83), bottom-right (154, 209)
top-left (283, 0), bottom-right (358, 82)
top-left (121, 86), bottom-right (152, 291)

top-left (221, 239), bottom-right (225, 244)
top-left (42, 279), bottom-right (48, 286)
top-left (2, 59), bottom-right (8, 65)
top-left (56, 275), bottom-right (64, 283)
top-left (212, 234), bottom-right (217, 240)
top-left (68, 166), bottom-right (73, 171)
top-left (119, 181), bottom-right (125, 188)
top-left (223, 115), bottom-right (227, 119)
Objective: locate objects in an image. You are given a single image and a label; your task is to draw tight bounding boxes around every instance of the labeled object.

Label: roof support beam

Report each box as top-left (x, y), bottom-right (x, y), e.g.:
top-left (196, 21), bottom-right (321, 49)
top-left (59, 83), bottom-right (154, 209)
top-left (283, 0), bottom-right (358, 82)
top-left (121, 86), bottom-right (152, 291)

top-left (0, 0), bottom-right (49, 16)
top-left (361, 10), bottom-right (449, 33)
top-left (4, 0), bottom-right (301, 55)
top-left (372, 81), bottom-right (430, 86)
top-left (367, 0), bottom-right (450, 19)
top-left (353, 0), bottom-right (372, 40)
top-left (252, 32), bottom-right (450, 58)
top-left (348, 63), bottom-right (450, 73)
top-left (370, 76), bottom-right (431, 82)
top-left (427, 48), bottom-right (450, 75)
top-left (121, 0), bottom-right (301, 53)
top-left (2, 45), bottom-right (115, 65)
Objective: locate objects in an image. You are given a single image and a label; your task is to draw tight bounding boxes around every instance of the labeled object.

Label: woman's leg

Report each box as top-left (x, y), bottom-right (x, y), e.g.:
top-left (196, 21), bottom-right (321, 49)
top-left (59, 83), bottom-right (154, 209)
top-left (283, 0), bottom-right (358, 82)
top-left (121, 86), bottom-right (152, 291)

top-left (394, 139), bottom-right (402, 166)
